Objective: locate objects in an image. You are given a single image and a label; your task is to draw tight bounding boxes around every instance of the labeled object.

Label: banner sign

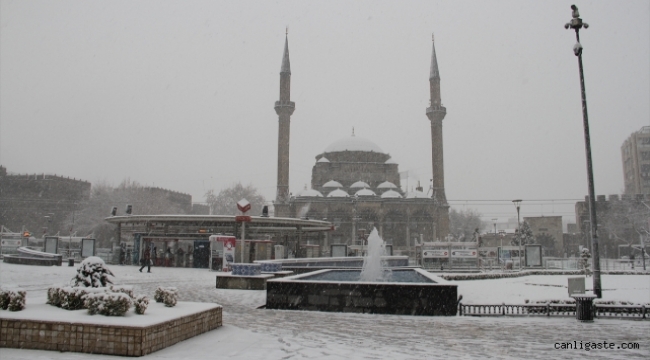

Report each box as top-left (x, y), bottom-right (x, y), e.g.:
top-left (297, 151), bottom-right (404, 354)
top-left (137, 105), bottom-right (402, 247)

top-left (1, 239), bottom-right (22, 247)
top-left (212, 236), bottom-right (237, 271)
top-left (451, 250), bottom-right (477, 258)
top-left (422, 250), bottom-right (449, 258)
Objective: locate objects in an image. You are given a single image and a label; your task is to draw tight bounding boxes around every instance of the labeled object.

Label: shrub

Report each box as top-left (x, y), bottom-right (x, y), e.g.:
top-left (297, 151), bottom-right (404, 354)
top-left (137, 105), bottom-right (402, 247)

top-left (0, 289), bottom-right (9, 310)
top-left (154, 287), bottom-right (178, 307)
top-left (7, 290), bottom-right (26, 311)
top-left (110, 285), bottom-right (134, 299)
top-left (85, 291), bottom-right (132, 316)
top-left (47, 286), bottom-right (106, 310)
top-left (72, 256), bottom-right (115, 288)
top-left (134, 295), bottom-right (149, 315)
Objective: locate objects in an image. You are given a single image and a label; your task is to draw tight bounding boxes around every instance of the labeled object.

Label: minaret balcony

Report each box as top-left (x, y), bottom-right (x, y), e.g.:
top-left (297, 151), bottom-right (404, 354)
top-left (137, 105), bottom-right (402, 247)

top-left (426, 105), bottom-right (446, 116)
top-left (275, 101), bottom-right (296, 115)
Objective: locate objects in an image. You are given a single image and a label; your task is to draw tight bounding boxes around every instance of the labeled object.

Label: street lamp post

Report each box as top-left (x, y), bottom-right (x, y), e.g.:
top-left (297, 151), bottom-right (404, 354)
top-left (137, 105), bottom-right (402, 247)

top-left (565, 4), bottom-right (602, 298)
top-left (512, 200), bottom-right (522, 270)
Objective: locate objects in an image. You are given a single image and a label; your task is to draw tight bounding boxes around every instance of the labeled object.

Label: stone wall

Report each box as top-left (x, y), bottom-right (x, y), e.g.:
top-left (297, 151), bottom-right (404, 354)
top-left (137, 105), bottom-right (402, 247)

top-left (0, 306), bottom-right (222, 357)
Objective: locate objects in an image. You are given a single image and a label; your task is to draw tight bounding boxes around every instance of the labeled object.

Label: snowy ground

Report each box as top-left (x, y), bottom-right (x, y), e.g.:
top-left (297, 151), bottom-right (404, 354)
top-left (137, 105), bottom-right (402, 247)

top-left (1, 262), bottom-right (648, 359)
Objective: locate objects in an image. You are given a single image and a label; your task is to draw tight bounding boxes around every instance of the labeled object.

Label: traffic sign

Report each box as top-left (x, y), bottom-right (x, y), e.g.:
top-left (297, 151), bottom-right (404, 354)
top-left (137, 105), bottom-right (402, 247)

top-left (235, 215), bottom-right (252, 222)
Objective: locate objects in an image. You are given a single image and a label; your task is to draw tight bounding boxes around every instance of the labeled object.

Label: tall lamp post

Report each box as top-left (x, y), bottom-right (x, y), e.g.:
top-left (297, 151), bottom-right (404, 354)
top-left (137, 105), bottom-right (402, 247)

top-left (565, 4), bottom-right (602, 298)
top-left (512, 200), bottom-right (522, 270)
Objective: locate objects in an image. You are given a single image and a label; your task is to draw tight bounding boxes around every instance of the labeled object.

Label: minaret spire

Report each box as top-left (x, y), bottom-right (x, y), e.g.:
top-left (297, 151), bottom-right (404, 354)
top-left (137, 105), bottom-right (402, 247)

top-left (429, 33), bottom-right (439, 80)
top-left (275, 32), bottom-right (296, 204)
top-left (281, 32), bottom-right (291, 75)
top-left (426, 34), bottom-right (449, 238)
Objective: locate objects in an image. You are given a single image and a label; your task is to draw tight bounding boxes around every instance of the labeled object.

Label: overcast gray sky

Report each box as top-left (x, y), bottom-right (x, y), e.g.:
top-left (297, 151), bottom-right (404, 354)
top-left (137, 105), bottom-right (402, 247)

top-left (1, 0), bottom-right (649, 224)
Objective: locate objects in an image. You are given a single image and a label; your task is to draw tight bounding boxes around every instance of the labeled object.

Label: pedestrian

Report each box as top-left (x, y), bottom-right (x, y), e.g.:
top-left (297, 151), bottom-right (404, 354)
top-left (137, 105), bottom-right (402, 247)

top-left (139, 246), bottom-right (152, 273)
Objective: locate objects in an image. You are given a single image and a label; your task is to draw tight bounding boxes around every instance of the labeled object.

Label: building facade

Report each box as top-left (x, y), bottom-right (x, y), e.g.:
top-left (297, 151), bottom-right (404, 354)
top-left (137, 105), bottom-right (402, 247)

top-left (273, 37), bottom-right (450, 253)
top-left (621, 126), bottom-right (650, 195)
top-left (0, 166), bottom-right (91, 236)
top-left (523, 216), bottom-right (564, 257)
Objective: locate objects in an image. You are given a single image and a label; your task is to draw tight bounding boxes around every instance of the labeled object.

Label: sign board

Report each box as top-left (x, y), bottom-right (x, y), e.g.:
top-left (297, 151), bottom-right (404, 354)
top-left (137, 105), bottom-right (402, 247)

top-left (235, 215), bottom-right (252, 222)
top-left (422, 250), bottom-right (449, 258)
top-left (330, 244), bottom-right (348, 258)
top-left (568, 277), bottom-right (586, 296)
top-left (210, 235), bottom-right (236, 271)
top-left (525, 245), bottom-right (543, 267)
top-left (81, 238), bottom-right (95, 257)
top-left (44, 236), bottom-right (59, 254)
top-left (1, 239), bottom-right (22, 247)
top-left (451, 250), bottom-right (477, 258)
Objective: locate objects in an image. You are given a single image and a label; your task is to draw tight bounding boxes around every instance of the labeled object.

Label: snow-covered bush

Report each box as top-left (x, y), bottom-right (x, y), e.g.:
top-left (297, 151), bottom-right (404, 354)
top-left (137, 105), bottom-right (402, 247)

top-left (72, 256), bottom-right (115, 287)
top-left (110, 285), bottom-right (134, 299)
top-left (7, 290), bottom-right (26, 311)
top-left (134, 295), bottom-right (149, 314)
top-left (0, 289), bottom-right (9, 310)
top-left (154, 286), bottom-right (178, 307)
top-left (85, 291), bottom-right (132, 316)
top-left (47, 286), bottom-right (106, 310)
top-left (580, 248), bottom-right (591, 276)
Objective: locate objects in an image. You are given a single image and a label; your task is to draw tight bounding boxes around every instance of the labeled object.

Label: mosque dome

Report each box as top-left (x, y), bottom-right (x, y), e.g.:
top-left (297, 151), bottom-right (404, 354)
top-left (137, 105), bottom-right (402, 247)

top-left (296, 189), bottom-right (323, 197)
top-left (322, 180), bottom-right (343, 188)
top-left (377, 181), bottom-right (397, 189)
top-left (324, 136), bottom-right (384, 154)
top-left (327, 189), bottom-right (349, 198)
top-left (380, 190), bottom-right (402, 198)
top-left (355, 188), bottom-right (377, 197)
top-left (350, 181), bottom-right (370, 189)
top-left (405, 191), bottom-right (430, 199)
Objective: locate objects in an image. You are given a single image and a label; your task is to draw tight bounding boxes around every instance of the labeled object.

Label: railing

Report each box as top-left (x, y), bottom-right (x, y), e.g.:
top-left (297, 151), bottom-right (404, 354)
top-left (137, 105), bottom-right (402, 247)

top-left (459, 303), bottom-right (647, 319)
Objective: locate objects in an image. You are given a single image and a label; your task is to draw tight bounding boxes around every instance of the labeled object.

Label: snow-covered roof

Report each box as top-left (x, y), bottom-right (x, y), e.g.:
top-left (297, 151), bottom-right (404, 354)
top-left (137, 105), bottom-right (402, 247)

top-left (322, 180), bottom-right (343, 188)
top-left (297, 189), bottom-right (324, 197)
top-left (355, 188), bottom-right (377, 197)
top-left (377, 181), bottom-right (397, 189)
top-left (323, 136), bottom-right (384, 154)
top-left (327, 189), bottom-right (349, 198)
top-left (384, 158), bottom-right (397, 164)
top-left (317, 157), bottom-right (330, 163)
top-left (350, 181), bottom-right (370, 189)
top-left (405, 191), bottom-right (430, 199)
top-left (380, 190), bottom-right (402, 198)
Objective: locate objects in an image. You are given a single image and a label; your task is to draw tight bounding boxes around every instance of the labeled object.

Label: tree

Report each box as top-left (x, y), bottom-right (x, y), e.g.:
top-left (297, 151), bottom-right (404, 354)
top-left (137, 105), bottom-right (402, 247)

top-left (448, 208), bottom-right (485, 241)
top-left (511, 221), bottom-right (535, 246)
top-left (205, 183), bottom-right (266, 216)
top-left (64, 179), bottom-right (190, 248)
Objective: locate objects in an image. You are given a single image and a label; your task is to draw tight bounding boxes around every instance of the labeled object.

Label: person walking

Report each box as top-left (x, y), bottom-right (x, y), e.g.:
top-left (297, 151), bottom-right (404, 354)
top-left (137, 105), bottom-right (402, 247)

top-left (139, 246), bottom-right (152, 273)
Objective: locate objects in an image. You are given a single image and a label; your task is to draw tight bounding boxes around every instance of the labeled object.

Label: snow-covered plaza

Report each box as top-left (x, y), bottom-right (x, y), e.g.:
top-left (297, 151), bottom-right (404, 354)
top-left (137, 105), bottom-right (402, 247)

top-left (1, 262), bottom-right (648, 359)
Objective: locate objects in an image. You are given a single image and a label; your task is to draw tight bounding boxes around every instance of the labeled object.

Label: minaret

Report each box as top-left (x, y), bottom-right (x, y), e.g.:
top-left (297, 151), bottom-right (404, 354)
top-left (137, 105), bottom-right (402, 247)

top-left (426, 34), bottom-right (449, 237)
top-left (275, 32), bottom-right (295, 204)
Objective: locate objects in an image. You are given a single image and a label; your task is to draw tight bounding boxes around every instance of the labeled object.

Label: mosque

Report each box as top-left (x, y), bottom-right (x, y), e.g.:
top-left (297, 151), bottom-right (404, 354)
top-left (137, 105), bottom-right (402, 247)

top-left (272, 35), bottom-right (451, 254)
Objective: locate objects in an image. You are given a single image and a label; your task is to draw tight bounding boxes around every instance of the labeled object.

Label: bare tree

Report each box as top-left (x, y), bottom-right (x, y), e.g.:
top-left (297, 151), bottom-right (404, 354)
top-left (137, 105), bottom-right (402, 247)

top-left (205, 183), bottom-right (266, 216)
top-left (449, 208), bottom-right (484, 241)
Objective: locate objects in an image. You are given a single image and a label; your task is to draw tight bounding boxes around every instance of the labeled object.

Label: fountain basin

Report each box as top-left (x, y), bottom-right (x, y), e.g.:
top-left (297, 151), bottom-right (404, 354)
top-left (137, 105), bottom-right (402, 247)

top-left (266, 268), bottom-right (457, 316)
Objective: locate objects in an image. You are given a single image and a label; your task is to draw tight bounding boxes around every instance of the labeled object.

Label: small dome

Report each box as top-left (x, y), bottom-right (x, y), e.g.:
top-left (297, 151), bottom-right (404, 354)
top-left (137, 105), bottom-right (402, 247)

top-left (350, 181), bottom-right (370, 189)
top-left (355, 188), bottom-right (377, 197)
top-left (385, 158), bottom-right (397, 164)
top-left (322, 180), bottom-right (343, 188)
top-left (324, 136), bottom-right (384, 154)
top-left (297, 189), bottom-right (323, 197)
top-left (381, 190), bottom-right (402, 198)
top-left (405, 191), bottom-right (429, 199)
top-left (377, 181), bottom-right (397, 189)
top-left (317, 157), bottom-right (330, 163)
top-left (327, 189), bottom-right (349, 198)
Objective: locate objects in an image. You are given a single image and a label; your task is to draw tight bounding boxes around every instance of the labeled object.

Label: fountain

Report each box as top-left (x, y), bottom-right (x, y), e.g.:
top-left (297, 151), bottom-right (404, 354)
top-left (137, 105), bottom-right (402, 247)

top-left (266, 228), bottom-right (458, 316)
